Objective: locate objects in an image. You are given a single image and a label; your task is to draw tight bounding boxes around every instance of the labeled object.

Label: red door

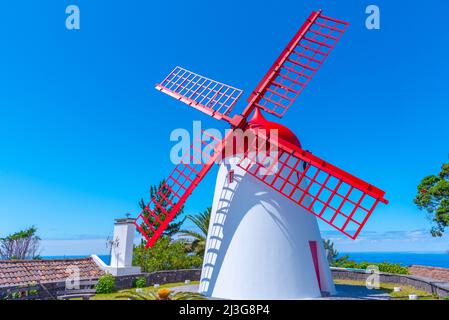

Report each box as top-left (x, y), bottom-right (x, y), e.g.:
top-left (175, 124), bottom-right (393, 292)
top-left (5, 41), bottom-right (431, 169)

top-left (309, 241), bottom-right (321, 291)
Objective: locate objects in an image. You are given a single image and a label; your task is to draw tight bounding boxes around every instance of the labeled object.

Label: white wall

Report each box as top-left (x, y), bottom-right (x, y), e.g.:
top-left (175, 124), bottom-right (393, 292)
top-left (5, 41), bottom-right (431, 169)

top-left (200, 159), bottom-right (335, 299)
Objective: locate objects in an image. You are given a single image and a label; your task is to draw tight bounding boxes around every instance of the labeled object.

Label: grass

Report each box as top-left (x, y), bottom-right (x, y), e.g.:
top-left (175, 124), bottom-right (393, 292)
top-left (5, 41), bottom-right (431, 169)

top-left (91, 279), bottom-right (441, 300)
top-left (91, 281), bottom-right (200, 300)
top-left (334, 279), bottom-right (438, 300)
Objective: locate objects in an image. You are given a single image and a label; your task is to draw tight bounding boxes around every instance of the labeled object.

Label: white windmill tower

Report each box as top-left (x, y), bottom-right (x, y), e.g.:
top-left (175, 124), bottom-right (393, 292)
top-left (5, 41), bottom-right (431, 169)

top-left (199, 108), bottom-right (336, 299)
top-left (134, 10), bottom-right (388, 299)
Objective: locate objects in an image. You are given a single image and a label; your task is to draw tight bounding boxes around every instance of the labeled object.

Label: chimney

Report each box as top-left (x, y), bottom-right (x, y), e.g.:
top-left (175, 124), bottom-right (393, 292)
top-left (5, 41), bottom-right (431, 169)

top-left (91, 216), bottom-right (141, 276)
top-left (110, 218), bottom-right (136, 268)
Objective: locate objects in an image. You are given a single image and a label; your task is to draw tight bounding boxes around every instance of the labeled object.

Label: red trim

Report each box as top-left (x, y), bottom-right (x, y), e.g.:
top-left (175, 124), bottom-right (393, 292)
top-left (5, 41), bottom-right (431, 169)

top-left (309, 241), bottom-right (321, 291)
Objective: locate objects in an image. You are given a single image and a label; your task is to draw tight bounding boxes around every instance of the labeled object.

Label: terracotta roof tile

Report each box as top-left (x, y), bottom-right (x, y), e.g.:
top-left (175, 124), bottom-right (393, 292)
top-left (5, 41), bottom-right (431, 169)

top-left (0, 258), bottom-right (104, 287)
top-left (409, 265), bottom-right (449, 282)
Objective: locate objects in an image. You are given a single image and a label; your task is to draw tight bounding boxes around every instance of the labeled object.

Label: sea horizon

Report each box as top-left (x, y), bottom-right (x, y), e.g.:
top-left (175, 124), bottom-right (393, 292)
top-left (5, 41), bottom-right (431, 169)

top-left (40, 251), bottom-right (449, 269)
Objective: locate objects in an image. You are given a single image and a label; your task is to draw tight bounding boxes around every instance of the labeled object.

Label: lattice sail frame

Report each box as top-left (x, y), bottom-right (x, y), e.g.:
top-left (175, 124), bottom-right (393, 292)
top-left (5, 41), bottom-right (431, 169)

top-left (135, 131), bottom-right (224, 248)
top-left (156, 66), bottom-right (243, 121)
top-left (248, 11), bottom-right (349, 118)
top-left (237, 132), bottom-right (388, 239)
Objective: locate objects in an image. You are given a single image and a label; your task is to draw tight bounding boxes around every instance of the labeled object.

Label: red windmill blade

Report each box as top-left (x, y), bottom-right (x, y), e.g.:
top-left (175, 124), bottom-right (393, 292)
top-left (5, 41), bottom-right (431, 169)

top-left (155, 66), bottom-right (243, 122)
top-left (247, 10), bottom-right (349, 118)
top-left (135, 130), bottom-right (227, 248)
top-left (236, 128), bottom-right (388, 240)
top-left (136, 9), bottom-right (388, 248)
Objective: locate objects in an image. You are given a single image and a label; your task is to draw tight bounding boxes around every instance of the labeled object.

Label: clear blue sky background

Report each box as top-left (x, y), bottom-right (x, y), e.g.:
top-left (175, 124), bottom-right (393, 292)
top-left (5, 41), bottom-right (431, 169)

top-left (1, 0), bottom-right (448, 255)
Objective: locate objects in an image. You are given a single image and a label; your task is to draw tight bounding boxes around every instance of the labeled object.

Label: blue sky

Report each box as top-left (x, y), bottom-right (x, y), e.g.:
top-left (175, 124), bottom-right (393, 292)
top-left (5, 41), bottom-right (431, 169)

top-left (1, 0), bottom-right (449, 255)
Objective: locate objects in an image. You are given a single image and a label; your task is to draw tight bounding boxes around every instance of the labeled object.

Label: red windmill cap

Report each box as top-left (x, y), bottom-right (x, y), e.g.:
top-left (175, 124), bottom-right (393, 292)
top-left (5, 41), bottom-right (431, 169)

top-left (246, 108), bottom-right (302, 148)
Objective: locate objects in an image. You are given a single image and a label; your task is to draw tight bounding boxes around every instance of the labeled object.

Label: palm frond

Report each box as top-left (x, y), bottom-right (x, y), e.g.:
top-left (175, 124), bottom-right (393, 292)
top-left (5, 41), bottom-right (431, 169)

top-left (116, 289), bottom-right (206, 301)
top-left (179, 230), bottom-right (204, 241)
top-left (116, 290), bottom-right (158, 300)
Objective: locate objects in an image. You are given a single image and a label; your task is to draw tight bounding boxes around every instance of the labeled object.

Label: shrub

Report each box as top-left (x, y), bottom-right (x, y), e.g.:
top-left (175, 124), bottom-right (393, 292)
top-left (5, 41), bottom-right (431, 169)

top-left (374, 262), bottom-right (409, 274)
top-left (134, 277), bottom-right (147, 288)
top-left (95, 274), bottom-right (116, 294)
top-left (334, 259), bottom-right (409, 275)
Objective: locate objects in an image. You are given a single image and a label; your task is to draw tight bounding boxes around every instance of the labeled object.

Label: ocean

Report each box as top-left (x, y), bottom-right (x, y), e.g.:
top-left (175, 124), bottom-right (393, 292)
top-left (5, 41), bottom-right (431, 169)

top-left (338, 252), bottom-right (449, 268)
top-left (43, 255), bottom-right (111, 265)
top-left (42, 252), bottom-right (449, 268)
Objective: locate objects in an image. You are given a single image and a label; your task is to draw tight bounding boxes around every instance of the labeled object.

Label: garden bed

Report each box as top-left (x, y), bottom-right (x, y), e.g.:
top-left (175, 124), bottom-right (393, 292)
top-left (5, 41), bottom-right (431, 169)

top-left (92, 281), bottom-right (201, 300)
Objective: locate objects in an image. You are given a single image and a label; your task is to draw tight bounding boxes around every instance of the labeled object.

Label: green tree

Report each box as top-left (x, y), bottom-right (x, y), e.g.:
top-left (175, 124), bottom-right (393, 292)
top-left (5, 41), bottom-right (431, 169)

top-left (0, 226), bottom-right (41, 260)
top-left (414, 157), bottom-right (449, 237)
top-left (134, 181), bottom-right (202, 272)
top-left (133, 237), bottom-right (202, 273)
top-left (139, 181), bottom-right (186, 240)
top-left (322, 238), bottom-right (350, 267)
top-left (180, 208), bottom-right (211, 257)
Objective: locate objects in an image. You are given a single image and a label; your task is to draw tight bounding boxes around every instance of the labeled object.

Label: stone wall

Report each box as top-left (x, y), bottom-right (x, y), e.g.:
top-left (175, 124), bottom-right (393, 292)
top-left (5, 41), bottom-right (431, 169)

top-left (0, 269), bottom-right (201, 300)
top-left (0, 278), bottom-right (99, 300)
top-left (2, 267), bottom-right (449, 299)
top-left (409, 265), bottom-right (449, 282)
top-left (114, 269), bottom-right (201, 290)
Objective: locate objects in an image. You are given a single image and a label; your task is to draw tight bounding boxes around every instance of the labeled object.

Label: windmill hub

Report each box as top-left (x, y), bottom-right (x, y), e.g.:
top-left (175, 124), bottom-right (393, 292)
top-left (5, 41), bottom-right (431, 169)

top-left (245, 107), bottom-right (302, 149)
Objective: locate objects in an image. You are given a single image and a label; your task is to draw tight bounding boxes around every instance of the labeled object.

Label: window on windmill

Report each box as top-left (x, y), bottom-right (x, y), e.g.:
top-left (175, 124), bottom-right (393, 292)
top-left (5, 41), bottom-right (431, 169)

top-left (228, 170), bottom-right (234, 184)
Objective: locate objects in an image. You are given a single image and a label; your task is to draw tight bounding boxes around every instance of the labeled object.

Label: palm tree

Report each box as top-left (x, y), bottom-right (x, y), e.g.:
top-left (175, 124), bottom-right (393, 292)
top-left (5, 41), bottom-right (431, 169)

top-left (139, 181), bottom-right (186, 239)
top-left (180, 208), bottom-right (211, 257)
top-left (323, 239), bottom-right (339, 265)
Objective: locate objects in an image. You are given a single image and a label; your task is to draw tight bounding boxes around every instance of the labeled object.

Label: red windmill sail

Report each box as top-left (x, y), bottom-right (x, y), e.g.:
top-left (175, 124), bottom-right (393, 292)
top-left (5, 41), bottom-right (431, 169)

top-left (136, 9), bottom-right (388, 248)
top-left (237, 130), bottom-right (388, 239)
top-left (246, 10), bottom-right (349, 118)
top-left (135, 131), bottom-right (226, 248)
top-left (156, 67), bottom-right (243, 122)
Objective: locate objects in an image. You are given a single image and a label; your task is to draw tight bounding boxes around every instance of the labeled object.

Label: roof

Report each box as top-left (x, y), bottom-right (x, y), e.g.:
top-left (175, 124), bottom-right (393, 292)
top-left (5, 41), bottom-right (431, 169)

top-left (0, 258), bottom-right (104, 287)
top-left (247, 108), bottom-right (302, 148)
top-left (409, 265), bottom-right (449, 282)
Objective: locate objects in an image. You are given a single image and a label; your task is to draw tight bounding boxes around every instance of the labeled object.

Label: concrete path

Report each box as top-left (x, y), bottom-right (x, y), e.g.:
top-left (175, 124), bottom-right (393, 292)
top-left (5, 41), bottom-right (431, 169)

top-left (170, 284), bottom-right (390, 300)
top-left (171, 284), bottom-right (201, 294)
top-left (319, 284), bottom-right (389, 300)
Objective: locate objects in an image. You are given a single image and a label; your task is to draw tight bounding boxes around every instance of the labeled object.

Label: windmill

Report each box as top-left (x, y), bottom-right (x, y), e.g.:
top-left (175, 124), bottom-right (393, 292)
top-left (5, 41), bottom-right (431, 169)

top-left (135, 10), bottom-right (388, 299)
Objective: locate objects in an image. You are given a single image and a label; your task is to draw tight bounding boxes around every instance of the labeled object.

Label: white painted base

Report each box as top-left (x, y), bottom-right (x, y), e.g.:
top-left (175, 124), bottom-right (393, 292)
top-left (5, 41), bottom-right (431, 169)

top-left (199, 159), bottom-right (335, 300)
top-left (91, 254), bottom-right (141, 276)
